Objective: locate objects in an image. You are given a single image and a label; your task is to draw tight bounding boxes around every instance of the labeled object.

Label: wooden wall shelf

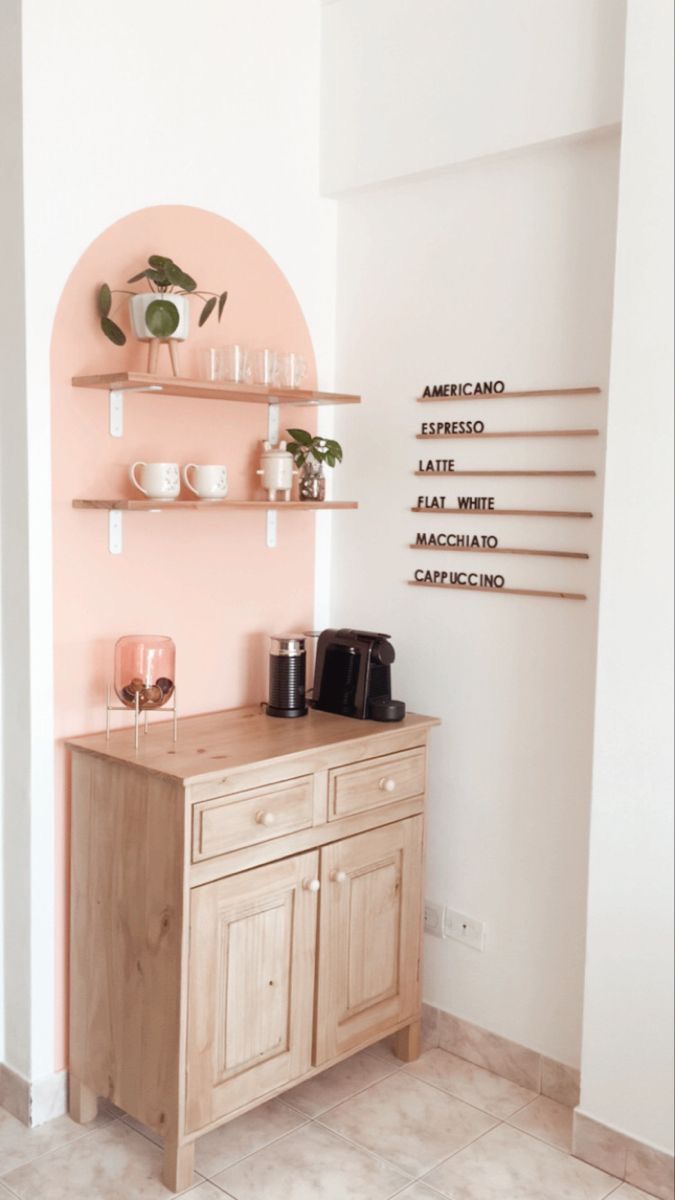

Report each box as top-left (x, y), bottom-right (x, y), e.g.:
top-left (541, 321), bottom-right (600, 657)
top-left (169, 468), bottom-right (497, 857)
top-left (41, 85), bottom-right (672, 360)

top-left (72, 372), bottom-right (361, 408)
top-left (74, 497), bottom-right (358, 553)
top-left (410, 545), bottom-right (589, 560)
top-left (73, 499), bottom-right (358, 512)
top-left (417, 429), bottom-right (600, 440)
top-left (411, 507), bottom-right (593, 518)
top-left (409, 581), bottom-right (587, 601)
top-left (417, 385), bottom-right (601, 402)
top-left (414, 469), bottom-right (596, 477)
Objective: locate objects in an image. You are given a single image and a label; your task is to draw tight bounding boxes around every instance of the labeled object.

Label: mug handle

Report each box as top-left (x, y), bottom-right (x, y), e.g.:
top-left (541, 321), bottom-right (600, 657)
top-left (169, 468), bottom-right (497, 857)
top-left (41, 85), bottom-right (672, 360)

top-left (182, 463), bottom-right (199, 496)
top-left (129, 462), bottom-right (148, 496)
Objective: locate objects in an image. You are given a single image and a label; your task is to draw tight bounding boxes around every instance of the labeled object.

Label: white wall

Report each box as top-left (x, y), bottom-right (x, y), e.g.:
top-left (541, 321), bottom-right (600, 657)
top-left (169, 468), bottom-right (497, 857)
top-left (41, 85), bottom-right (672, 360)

top-left (0, 0), bottom-right (30, 1077)
top-left (579, 0), bottom-right (674, 1153)
top-left (327, 133), bottom-right (620, 1066)
top-left (4, 0), bottom-right (335, 1084)
top-left (321, 0), bottom-right (625, 193)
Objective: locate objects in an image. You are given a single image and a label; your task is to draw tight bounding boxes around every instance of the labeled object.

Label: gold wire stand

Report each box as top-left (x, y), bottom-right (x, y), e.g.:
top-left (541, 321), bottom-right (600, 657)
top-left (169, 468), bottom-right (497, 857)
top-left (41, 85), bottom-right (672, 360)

top-left (106, 684), bottom-right (178, 750)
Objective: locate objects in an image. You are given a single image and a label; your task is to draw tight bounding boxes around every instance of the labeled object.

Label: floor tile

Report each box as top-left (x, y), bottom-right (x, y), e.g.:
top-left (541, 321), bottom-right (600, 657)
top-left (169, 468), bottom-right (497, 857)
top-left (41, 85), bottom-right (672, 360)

top-left (364, 1037), bottom-right (402, 1066)
top-left (508, 1094), bottom-right (574, 1152)
top-left (405, 1048), bottom-right (537, 1118)
top-left (213, 1120), bottom-right (410, 1199)
top-left (283, 1051), bottom-right (397, 1117)
top-left (319, 1070), bottom-right (496, 1177)
top-left (425, 1123), bottom-right (620, 1200)
top-left (613, 1185), bottom-right (664, 1199)
top-left (121, 1113), bottom-right (163, 1148)
top-left (0, 1105), bottom-right (112, 1175)
top-left (393, 1185), bottom-right (446, 1200)
top-left (186, 1186), bottom-right (230, 1199)
top-left (194, 1098), bottom-right (307, 1177)
top-left (1, 1120), bottom-right (200, 1198)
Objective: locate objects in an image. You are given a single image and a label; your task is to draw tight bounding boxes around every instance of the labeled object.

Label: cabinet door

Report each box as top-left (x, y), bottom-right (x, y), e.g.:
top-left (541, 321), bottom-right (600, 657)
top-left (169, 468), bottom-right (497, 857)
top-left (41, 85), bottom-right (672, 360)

top-left (186, 851), bottom-right (319, 1132)
top-left (315, 817), bottom-right (423, 1064)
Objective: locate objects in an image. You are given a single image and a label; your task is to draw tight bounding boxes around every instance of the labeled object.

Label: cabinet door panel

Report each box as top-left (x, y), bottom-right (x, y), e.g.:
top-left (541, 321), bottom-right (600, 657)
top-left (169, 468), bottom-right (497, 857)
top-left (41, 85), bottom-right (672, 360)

top-left (186, 851), bottom-right (318, 1132)
top-left (315, 817), bottom-right (423, 1063)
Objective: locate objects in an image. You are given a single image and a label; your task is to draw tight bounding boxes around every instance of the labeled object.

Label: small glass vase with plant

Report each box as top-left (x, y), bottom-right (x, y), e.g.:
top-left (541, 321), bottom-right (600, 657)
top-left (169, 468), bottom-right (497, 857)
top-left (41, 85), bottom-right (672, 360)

top-left (286, 428), bottom-right (343, 502)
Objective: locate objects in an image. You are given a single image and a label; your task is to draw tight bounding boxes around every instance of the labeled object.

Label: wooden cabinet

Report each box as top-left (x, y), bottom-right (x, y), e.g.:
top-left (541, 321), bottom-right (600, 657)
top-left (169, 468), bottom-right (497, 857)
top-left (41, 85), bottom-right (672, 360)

top-left (67, 706), bottom-right (437, 1191)
top-left (316, 819), bottom-right (423, 1063)
top-left (186, 851), bottom-right (319, 1132)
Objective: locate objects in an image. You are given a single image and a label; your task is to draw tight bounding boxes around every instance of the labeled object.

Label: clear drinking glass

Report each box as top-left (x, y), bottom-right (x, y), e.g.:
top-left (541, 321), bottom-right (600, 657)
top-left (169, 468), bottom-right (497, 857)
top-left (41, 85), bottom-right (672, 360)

top-left (277, 352), bottom-right (307, 389)
top-left (201, 346), bottom-right (249, 383)
top-left (114, 635), bottom-right (176, 709)
top-left (248, 348), bottom-right (278, 386)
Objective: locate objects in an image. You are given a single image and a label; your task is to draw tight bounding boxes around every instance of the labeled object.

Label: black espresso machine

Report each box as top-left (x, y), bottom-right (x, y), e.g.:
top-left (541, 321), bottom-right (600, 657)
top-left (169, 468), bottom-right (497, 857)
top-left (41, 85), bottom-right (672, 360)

top-left (311, 628), bottom-right (406, 722)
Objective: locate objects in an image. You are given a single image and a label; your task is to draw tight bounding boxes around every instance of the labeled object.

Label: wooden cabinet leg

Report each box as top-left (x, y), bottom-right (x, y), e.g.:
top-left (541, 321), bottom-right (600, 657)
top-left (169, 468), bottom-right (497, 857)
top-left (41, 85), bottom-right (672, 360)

top-left (163, 1140), bottom-right (194, 1194)
top-left (69, 1074), bottom-right (98, 1124)
top-left (394, 1018), bottom-right (422, 1063)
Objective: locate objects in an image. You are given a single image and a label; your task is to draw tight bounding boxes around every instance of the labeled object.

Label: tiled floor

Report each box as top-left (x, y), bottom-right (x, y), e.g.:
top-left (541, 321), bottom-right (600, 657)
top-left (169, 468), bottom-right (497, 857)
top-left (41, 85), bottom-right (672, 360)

top-left (0, 1045), bottom-right (663, 1200)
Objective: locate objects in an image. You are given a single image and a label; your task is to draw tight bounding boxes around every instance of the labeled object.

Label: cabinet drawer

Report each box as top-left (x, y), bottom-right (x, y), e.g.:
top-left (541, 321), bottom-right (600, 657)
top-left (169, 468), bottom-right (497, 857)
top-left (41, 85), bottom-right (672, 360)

top-left (192, 776), bottom-right (314, 862)
top-left (328, 747), bottom-right (425, 820)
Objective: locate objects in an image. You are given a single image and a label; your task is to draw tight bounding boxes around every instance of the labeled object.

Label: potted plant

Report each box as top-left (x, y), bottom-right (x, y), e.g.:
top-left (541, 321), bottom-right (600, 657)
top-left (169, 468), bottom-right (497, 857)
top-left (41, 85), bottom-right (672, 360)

top-left (97, 255), bottom-right (228, 369)
top-left (286, 428), bottom-right (343, 501)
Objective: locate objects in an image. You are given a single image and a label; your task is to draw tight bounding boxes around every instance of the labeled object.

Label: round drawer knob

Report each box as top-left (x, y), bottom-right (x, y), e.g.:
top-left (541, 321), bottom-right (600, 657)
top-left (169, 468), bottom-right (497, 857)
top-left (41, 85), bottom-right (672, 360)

top-left (330, 869), bottom-right (348, 885)
top-left (379, 777), bottom-right (397, 793)
top-left (303, 878), bottom-right (321, 893)
top-left (255, 810), bottom-right (276, 827)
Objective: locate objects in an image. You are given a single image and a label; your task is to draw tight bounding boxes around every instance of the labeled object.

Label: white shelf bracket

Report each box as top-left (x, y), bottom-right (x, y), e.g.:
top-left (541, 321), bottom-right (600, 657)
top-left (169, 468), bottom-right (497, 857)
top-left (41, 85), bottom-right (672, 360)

top-left (108, 384), bottom-right (163, 437)
top-left (108, 510), bottom-right (123, 554)
top-left (109, 390), bottom-right (124, 437)
top-left (266, 509), bottom-right (278, 549)
top-left (267, 401), bottom-right (280, 446)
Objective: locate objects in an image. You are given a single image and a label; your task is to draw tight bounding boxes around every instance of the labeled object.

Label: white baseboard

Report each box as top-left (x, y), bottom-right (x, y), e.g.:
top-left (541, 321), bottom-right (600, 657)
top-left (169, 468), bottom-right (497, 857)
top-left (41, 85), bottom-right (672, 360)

top-left (0, 1063), bottom-right (68, 1127)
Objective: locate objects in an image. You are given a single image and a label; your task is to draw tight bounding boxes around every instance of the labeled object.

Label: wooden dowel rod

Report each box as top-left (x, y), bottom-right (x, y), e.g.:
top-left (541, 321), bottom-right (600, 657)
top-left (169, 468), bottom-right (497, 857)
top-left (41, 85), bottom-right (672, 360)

top-left (417, 386), bottom-right (601, 402)
top-left (416, 429), bottom-right (600, 440)
top-left (411, 507), bottom-right (593, 518)
top-left (409, 581), bottom-right (587, 601)
top-left (409, 545), bottom-right (590, 560)
top-left (414, 470), bottom-right (597, 477)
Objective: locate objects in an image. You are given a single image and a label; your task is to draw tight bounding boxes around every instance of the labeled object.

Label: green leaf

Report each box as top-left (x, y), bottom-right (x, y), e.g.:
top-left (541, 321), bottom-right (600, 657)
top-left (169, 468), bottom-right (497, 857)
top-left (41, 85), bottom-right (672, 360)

top-left (98, 283), bottom-right (111, 317)
top-left (326, 452), bottom-right (337, 468)
top-left (101, 316), bottom-right (126, 346)
top-left (144, 298), bottom-right (180, 338)
top-left (148, 255), bottom-right (173, 270)
top-left (287, 428), bottom-right (313, 447)
top-left (164, 261), bottom-right (197, 291)
top-left (218, 290), bottom-right (228, 319)
top-left (198, 296), bottom-right (217, 326)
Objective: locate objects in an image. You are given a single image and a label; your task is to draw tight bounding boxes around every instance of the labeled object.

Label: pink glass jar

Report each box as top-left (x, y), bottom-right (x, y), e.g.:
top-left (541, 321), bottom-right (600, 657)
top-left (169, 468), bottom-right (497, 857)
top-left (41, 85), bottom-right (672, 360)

top-left (114, 635), bottom-right (176, 710)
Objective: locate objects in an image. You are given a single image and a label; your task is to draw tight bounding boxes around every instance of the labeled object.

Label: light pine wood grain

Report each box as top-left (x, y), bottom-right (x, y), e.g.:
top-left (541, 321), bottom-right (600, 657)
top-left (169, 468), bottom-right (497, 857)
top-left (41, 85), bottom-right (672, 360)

top-left (66, 705), bottom-right (439, 785)
top-left (186, 851), bottom-right (318, 1132)
top-left (192, 775), bottom-right (314, 862)
top-left (71, 371), bottom-right (360, 406)
top-left (315, 817), bottom-right (423, 1064)
top-left (329, 747), bottom-right (426, 820)
top-left (417, 385), bottom-right (601, 401)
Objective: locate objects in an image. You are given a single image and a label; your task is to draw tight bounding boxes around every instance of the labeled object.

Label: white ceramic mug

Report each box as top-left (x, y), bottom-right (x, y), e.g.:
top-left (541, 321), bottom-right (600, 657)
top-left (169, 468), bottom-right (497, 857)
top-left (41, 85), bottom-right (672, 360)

top-left (129, 461), bottom-right (180, 500)
top-left (182, 463), bottom-right (228, 499)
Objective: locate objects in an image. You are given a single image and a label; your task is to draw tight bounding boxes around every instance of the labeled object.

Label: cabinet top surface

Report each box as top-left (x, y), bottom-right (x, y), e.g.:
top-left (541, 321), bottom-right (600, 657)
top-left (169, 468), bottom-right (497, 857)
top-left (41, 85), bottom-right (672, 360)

top-left (66, 706), bottom-right (440, 785)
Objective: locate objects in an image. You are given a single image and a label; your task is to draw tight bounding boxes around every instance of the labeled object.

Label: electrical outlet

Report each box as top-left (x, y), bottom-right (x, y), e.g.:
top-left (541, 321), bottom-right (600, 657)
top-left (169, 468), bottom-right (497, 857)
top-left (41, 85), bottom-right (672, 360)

top-left (443, 907), bottom-right (486, 951)
top-left (424, 900), bottom-right (444, 939)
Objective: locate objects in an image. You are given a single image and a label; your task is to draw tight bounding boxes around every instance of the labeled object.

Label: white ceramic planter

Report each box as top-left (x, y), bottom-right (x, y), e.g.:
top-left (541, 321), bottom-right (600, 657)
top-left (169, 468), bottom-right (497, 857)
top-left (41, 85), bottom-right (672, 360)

top-left (129, 293), bottom-right (189, 342)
